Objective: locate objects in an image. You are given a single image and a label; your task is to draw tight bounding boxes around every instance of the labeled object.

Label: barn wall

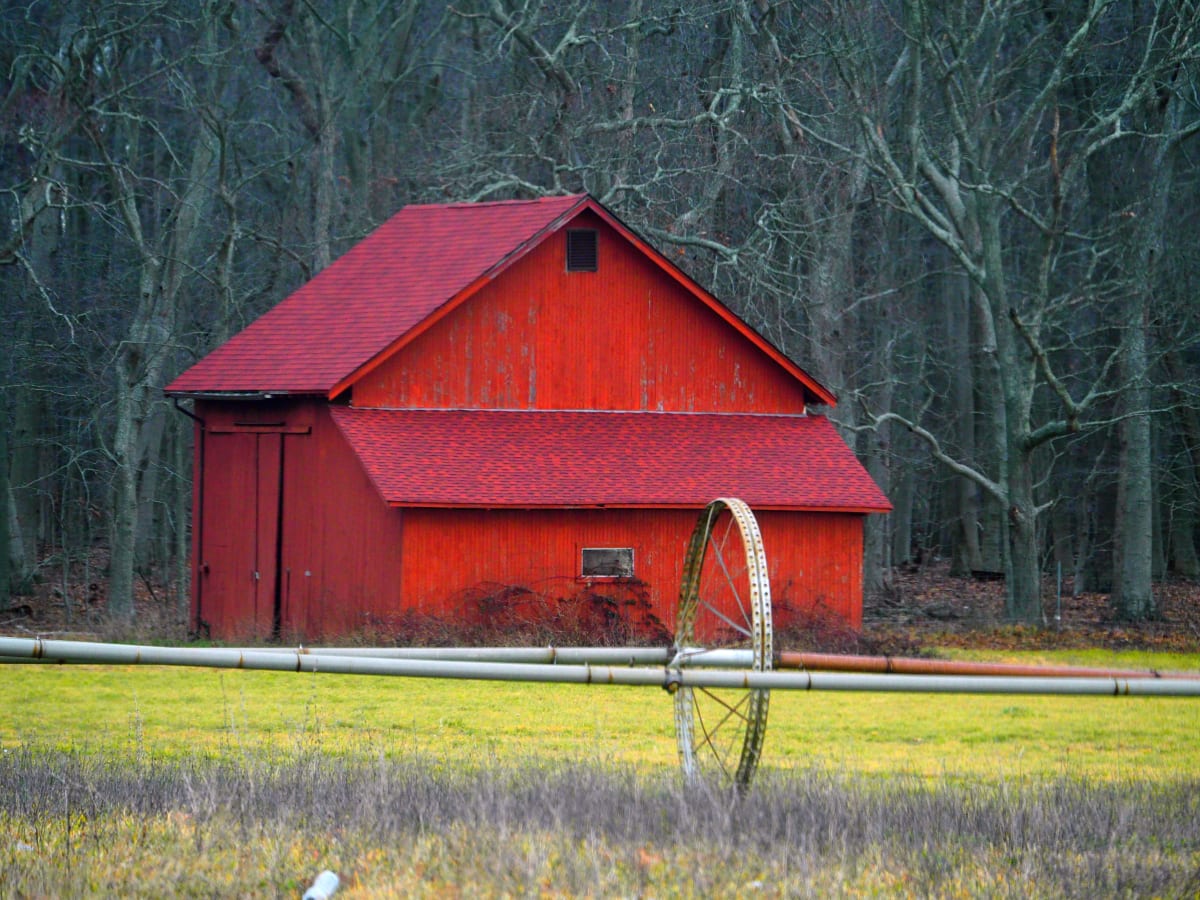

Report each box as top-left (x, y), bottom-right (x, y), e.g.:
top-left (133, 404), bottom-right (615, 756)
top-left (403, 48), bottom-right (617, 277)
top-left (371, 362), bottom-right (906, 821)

top-left (352, 210), bottom-right (812, 414)
top-left (192, 399), bottom-right (404, 641)
top-left (275, 403), bottom-right (404, 639)
top-left (756, 511), bottom-right (865, 631)
top-left (399, 507), bottom-right (865, 636)
top-left (192, 401), bottom-right (864, 639)
top-left (398, 507), bottom-right (691, 635)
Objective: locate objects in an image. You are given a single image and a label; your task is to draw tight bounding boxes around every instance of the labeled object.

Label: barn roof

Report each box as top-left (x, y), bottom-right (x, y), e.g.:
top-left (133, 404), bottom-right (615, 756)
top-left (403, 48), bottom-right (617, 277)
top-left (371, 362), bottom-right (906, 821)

top-left (329, 407), bottom-right (891, 512)
top-left (165, 194), bottom-right (835, 405)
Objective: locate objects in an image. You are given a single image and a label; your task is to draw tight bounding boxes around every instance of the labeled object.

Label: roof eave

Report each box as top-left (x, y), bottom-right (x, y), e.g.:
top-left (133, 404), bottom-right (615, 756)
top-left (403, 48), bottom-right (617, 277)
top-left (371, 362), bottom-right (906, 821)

top-left (382, 501), bottom-right (891, 513)
top-left (163, 388), bottom-right (324, 400)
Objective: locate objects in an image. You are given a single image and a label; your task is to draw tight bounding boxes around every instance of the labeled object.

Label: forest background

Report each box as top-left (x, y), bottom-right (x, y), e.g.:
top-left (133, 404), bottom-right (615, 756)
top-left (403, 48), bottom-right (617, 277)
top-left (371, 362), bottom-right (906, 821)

top-left (1, 0), bottom-right (1198, 632)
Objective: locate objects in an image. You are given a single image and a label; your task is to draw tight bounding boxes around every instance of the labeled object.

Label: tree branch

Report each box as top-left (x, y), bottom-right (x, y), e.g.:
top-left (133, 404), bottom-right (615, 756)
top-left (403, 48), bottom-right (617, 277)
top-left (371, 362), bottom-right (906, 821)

top-left (865, 411), bottom-right (1005, 504)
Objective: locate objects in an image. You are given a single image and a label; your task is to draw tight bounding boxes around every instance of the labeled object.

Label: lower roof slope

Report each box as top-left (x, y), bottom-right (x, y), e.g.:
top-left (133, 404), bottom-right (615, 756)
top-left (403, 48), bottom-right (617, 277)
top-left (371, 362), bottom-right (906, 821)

top-left (330, 407), bottom-right (891, 512)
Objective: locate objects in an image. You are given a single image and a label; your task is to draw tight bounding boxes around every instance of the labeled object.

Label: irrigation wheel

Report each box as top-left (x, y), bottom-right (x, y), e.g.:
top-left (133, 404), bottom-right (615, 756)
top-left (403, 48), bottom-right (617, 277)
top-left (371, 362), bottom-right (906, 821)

top-left (672, 498), bottom-right (773, 790)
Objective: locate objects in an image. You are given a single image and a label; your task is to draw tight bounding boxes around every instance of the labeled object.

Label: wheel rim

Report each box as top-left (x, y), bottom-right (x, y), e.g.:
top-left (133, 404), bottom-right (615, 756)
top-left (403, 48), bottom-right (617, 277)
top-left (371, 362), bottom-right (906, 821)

top-left (673, 498), bottom-right (772, 790)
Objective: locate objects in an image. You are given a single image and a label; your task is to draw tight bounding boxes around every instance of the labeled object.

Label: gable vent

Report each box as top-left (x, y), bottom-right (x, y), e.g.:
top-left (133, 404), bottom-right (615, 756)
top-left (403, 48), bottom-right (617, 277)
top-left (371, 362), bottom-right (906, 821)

top-left (566, 229), bottom-right (598, 272)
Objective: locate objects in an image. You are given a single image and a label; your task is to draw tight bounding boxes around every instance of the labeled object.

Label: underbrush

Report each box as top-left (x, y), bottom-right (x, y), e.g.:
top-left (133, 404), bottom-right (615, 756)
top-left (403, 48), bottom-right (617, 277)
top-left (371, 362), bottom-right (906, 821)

top-left (8, 554), bottom-right (1199, 655)
top-left (3, 747), bottom-right (1199, 898)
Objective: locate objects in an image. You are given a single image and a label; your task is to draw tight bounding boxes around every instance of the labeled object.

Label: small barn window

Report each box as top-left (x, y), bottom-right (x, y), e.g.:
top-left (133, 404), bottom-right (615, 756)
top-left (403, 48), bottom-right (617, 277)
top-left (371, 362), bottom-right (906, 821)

top-left (566, 229), bottom-right (598, 271)
top-left (581, 547), bottom-right (634, 579)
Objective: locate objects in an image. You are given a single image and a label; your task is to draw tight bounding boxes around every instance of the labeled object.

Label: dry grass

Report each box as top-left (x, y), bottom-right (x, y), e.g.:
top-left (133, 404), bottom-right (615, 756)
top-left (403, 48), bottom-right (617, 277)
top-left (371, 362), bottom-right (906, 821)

top-left (3, 747), bottom-right (1200, 898)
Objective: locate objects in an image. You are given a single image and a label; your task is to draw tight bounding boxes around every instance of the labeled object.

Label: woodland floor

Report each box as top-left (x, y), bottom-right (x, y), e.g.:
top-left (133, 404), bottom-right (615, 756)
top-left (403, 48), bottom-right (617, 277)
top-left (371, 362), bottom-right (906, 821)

top-left (2, 553), bottom-right (1199, 654)
top-left (861, 563), bottom-right (1200, 654)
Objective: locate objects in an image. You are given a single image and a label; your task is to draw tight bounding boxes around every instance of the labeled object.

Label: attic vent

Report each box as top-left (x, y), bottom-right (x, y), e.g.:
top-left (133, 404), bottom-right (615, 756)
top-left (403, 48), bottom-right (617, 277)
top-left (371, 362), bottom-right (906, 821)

top-left (566, 229), bottom-right (598, 272)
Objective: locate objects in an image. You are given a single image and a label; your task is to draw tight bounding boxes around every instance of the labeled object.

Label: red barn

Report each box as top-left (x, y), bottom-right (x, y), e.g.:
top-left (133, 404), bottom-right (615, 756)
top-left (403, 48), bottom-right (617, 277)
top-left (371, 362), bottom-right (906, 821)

top-left (165, 194), bottom-right (890, 641)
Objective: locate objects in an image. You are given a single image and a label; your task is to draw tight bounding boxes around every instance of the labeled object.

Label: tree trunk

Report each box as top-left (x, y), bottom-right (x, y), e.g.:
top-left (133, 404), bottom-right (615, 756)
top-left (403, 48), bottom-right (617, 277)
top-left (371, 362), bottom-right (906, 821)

top-left (1005, 453), bottom-right (1042, 623)
top-left (979, 199), bottom-right (1043, 623)
top-left (106, 123), bottom-right (217, 621)
top-left (1111, 299), bottom-right (1154, 619)
top-left (0, 391), bottom-right (9, 610)
top-left (890, 457), bottom-right (914, 566)
top-left (9, 383), bottom-right (39, 584)
top-left (133, 403), bottom-right (168, 568)
top-left (1167, 393), bottom-right (1200, 578)
top-left (1111, 83), bottom-right (1181, 620)
top-left (947, 269), bottom-right (981, 575)
top-left (174, 412), bottom-right (191, 618)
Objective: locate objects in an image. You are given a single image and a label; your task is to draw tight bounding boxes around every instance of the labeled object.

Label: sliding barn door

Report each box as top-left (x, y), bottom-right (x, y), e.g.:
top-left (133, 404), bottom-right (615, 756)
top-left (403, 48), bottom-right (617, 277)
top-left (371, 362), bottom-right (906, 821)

top-left (197, 431), bottom-right (284, 639)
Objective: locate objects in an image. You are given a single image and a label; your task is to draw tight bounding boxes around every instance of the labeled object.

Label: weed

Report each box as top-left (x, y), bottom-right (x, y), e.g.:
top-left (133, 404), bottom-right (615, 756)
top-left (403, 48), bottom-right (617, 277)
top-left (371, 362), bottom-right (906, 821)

top-left (2, 747), bottom-right (1198, 897)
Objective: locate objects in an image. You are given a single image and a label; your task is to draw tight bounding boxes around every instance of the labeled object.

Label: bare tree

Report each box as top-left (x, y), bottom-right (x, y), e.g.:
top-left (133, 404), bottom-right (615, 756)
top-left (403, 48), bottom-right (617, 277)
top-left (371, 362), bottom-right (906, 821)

top-left (802, 0), bottom-right (1200, 621)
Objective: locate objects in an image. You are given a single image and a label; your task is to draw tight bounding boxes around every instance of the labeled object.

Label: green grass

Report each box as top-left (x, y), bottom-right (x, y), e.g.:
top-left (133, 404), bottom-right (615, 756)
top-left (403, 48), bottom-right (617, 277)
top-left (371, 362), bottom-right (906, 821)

top-left (937, 646), bottom-right (1200, 672)
top-left (3, 650), bottom-right (1199, 781)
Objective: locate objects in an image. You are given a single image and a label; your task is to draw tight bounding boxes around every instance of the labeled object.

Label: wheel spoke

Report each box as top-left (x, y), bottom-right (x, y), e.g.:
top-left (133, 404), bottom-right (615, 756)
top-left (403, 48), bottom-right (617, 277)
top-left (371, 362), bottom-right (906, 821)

top-left (692, 690), bottom-right (750, 775)
top-left (695, 686), bottom-right (751, 728)
top-left (697, 597), bottom-right (752, 638)
top-left (707, 532), bottom-right (751, 628)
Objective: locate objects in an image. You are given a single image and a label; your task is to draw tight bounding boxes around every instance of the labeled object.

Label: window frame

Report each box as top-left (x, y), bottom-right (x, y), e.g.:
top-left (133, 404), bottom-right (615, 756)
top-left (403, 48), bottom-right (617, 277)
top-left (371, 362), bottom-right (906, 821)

top-left (579, 546), bottom-right (635, 580)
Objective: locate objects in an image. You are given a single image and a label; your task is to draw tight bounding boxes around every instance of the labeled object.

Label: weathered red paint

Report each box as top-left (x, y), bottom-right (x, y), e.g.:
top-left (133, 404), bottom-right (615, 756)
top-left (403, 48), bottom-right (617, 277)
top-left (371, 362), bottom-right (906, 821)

top-left (400, 508), bottom-right (865, 633)
top-left (352, 212), bottom-right (812, 414)
top-left (190, 407), bottom-right (868, 640)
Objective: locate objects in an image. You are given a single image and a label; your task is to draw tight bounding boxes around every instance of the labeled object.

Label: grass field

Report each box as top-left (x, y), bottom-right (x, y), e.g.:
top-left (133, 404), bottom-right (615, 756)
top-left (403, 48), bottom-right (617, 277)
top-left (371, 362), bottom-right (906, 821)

top-left (3, 650), bottom-right (1200, 896)
top-left (4, 649), bottom-right (1200, 779)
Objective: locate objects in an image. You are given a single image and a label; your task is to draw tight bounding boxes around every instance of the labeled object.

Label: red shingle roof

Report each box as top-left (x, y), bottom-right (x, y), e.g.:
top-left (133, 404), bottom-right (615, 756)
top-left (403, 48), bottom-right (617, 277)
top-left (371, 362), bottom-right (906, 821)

top-left (165, 195), bottom-right (589, 395)
top-left (165, 193), bottom-right (837, 406)
top-left (329, 407), bottom-right (891, 511)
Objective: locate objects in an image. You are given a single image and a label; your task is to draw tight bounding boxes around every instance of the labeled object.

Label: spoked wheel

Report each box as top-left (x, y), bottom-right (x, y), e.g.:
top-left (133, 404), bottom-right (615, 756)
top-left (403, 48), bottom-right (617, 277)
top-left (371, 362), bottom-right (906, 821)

top-left (672, 498), bottom-right (773, 791)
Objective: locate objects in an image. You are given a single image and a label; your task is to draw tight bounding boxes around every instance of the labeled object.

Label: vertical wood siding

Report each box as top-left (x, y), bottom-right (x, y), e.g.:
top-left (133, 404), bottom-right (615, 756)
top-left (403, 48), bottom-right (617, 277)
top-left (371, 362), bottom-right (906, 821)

top-left (192, 399), bottom-right (866, 639)
top-left (193, 400), bottom-right (405, 640)
top-left (275, 403), bottom-right (404, 638)
top-left (757, 511), bottom-right (865, 630)
top-left (399, 507), bottom-right (693, 631)
top-left (195, 429), bottom-right (258, 637)
top-left (351, 210), bottom-right (812, 414)
top-left (400, 507), bottom-right (865, 636)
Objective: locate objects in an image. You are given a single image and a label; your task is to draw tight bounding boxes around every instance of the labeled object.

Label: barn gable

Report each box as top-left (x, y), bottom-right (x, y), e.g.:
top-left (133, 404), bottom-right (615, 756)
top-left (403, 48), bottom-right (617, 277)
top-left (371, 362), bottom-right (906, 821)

top-left (350, 208), bottom-right (817, 414)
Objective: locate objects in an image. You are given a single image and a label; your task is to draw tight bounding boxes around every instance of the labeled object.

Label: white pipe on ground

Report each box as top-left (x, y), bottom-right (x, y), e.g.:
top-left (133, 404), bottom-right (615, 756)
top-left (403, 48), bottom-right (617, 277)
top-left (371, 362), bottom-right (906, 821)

top-left (302, 870), bottom-right (339, 900)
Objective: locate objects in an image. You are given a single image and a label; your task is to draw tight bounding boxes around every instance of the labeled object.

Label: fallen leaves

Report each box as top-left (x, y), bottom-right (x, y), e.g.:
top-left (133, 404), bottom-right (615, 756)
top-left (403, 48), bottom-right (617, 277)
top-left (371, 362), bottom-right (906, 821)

top-left (865, 563), bottom-right (1200, 653)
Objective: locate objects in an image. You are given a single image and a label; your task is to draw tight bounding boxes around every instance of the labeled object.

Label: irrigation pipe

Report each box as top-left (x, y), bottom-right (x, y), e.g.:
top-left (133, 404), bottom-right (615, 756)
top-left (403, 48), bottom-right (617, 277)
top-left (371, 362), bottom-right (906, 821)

top-left (2, 636), bottom-right (1200, 697)
top-left (219, 644), bottom-right (1200, 681)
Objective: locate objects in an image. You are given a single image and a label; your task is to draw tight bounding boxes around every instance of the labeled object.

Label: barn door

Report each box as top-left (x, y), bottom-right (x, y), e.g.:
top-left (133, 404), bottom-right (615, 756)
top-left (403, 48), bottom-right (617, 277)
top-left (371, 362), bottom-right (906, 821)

top-left (252, 433), bottom-right (284, 637)
top-left (197, 431), bottom-right (284, 639)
